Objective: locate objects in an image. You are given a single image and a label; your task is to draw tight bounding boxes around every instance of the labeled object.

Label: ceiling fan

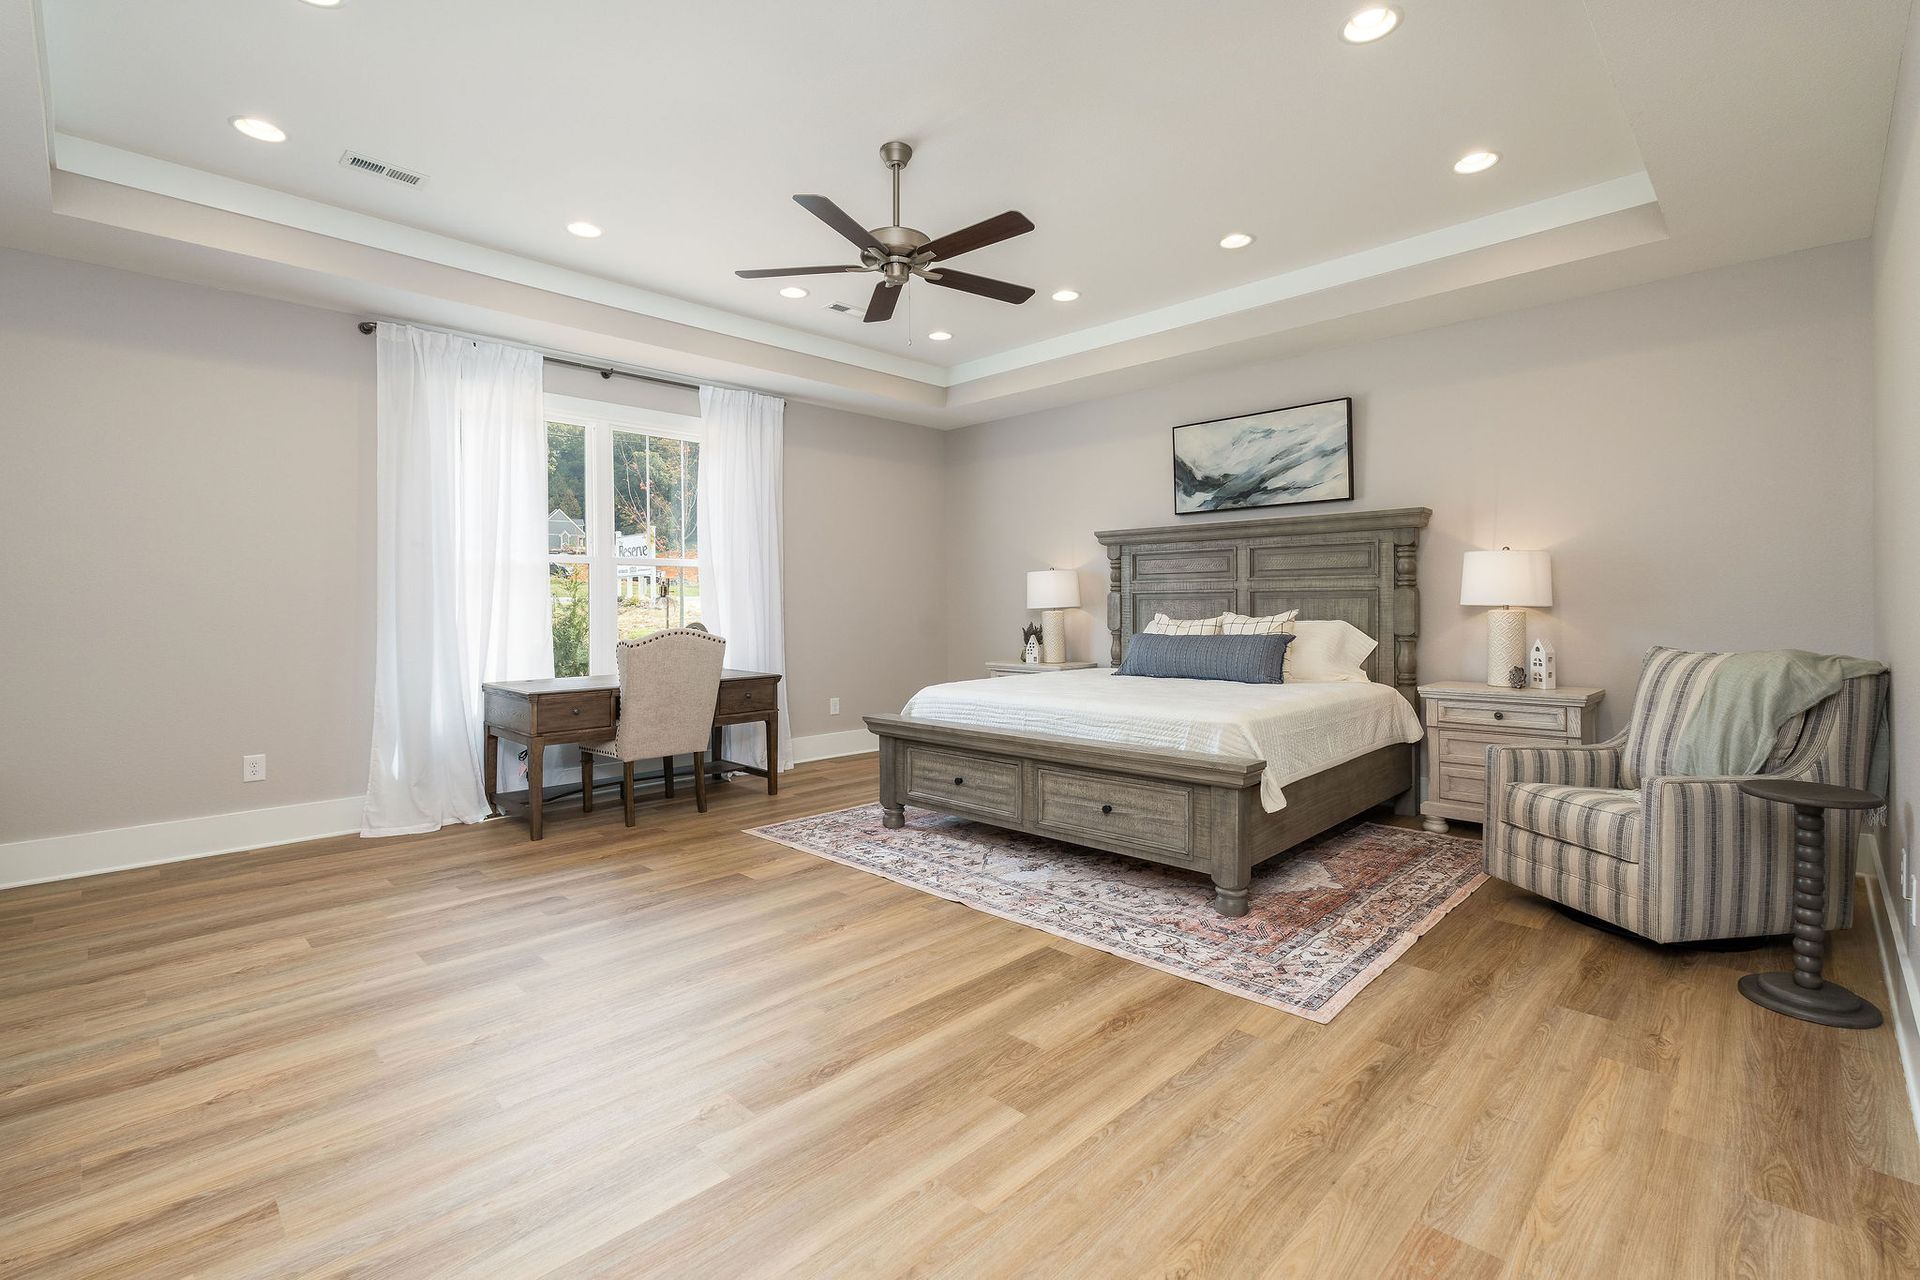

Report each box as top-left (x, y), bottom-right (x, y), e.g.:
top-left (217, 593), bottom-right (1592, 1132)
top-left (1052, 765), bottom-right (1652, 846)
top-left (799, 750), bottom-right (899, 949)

top-left (735, 141), bottom-right (1036, 323)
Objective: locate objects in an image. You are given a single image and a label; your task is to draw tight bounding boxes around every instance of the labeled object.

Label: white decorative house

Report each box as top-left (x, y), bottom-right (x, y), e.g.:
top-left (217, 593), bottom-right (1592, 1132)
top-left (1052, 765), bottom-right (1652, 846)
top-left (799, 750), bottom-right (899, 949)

top-left (1528, 638), bottom-right (1558, 690)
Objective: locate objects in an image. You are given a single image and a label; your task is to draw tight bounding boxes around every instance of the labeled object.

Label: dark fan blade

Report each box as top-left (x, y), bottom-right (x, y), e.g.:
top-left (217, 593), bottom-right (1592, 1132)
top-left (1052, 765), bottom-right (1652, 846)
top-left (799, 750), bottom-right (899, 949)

top-left (863, 280), bottom-right (901, 323)
top-left (794, 195), bottom-right (885, 254)
top-left (922, 268), bottom-right (1035, 305)
top-left (917, 210), bottom-right (1034, 262)
top-left (735, 265), bottom-right (866, 279)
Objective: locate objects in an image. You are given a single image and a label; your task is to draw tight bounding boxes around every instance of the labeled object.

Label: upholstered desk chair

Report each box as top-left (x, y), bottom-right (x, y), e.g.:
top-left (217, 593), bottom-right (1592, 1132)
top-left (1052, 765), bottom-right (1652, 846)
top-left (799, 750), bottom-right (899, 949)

top-left (580, 628), bottom-right (727, 824)
top-left (1483, 648), bottom-right (1887, 944)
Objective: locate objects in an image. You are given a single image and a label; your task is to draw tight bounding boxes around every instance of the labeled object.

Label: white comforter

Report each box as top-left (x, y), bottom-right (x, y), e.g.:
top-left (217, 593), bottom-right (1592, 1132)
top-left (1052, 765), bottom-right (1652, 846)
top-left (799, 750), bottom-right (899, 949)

top-left (901, 669), bottom-right (1424, 813)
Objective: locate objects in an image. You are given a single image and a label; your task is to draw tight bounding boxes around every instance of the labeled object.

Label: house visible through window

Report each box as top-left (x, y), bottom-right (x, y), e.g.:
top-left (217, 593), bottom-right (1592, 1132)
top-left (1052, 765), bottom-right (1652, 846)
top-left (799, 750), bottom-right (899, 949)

top-left (544, 394), bottom-right (702, 677)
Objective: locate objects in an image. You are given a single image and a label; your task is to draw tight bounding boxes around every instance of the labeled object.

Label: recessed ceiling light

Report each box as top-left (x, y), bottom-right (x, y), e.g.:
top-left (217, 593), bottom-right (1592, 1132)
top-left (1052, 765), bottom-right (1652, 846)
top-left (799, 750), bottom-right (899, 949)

top-left (229, 116), bottom-right (286, 143)
top-left (928, 330), bottom-right (953, 341)
top-left (299, 0), bottom-right (344, 8)
top-left (566, 221), bottom-right (603, 238)
top-left (778, 286), bottom-right (808, 299)
top-left (1342, 7), bottom-right (1399, 43)
top-left (1453, 150), bottom-right (1500, 175)
top-left (1218, 232), bottom-right (1254, 249)
top-left (1051, 289), bottom-right (1080, 302)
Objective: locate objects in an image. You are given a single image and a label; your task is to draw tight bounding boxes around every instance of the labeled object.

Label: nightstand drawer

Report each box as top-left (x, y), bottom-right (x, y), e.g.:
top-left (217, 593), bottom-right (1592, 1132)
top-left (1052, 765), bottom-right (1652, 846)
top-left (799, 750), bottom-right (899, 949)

top-left (1433, 728), bottom-right (1562, 769)
top-left (1436, 762), bottom-right (1490, 807)
top-left (1431, 700), bottom-right (1569, 735)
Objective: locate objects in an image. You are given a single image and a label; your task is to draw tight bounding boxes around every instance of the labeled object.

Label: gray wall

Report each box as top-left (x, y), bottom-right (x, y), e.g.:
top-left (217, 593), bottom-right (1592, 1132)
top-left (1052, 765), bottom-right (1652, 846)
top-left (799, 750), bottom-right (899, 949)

top-left (1873, 2), bottom-right (1920, 1034)
top-left (942, 241), bottom-right (1877, 740)
top-left (0, 249), bottom-right (946, 844)
top-left (0, 246), bottom-right (378, 841)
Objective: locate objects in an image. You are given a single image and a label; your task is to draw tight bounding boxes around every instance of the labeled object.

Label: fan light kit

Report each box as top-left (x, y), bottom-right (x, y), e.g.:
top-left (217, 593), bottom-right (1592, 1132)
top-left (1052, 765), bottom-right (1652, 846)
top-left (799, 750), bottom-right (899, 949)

top-left (736, 141), bottom-right (1037, 323)
top-left (1219, 232), bottom-right (1254, 249)
top-left (1454, 151), bottom-right (1500, 175)
top-left (1343, 7), bottom-right (1399, 43)
top-left (230, 116), bottom-right (287, 143)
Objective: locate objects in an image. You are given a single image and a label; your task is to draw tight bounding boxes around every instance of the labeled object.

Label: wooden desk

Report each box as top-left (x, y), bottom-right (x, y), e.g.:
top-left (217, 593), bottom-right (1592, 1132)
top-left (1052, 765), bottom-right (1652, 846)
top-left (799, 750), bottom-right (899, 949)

top-left (482, 669), bottom-right (780, 839)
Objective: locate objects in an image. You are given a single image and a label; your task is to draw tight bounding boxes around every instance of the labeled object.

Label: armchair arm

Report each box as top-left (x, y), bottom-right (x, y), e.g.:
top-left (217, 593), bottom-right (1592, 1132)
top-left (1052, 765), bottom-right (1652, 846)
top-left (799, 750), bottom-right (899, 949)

top-left (1639, 771), bottom-right (1849, 939)
top-left (1484, 732), bottom-right (1625, 791)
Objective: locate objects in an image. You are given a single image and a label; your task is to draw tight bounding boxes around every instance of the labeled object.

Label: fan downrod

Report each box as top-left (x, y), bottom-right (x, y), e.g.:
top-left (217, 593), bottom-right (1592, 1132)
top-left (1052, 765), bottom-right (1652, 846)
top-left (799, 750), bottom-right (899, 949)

top-left (871, 140), bottom-right (927, 278)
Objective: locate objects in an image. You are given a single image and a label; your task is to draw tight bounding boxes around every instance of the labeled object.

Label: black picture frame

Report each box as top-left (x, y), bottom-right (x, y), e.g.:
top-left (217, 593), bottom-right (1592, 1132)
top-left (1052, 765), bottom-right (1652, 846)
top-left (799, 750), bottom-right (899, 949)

top-left (1170, 396), bottom-right (1354, 515)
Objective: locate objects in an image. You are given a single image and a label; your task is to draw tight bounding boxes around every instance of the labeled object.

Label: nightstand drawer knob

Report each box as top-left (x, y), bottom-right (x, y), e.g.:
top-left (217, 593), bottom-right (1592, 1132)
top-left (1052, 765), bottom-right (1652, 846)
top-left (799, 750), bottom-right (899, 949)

top-left (1493, 711), bottom-right (1505, 720)
top-left (953, 776), bottom-right (965, 786)
top-left (1101, 803), bottom-right (1113, 815)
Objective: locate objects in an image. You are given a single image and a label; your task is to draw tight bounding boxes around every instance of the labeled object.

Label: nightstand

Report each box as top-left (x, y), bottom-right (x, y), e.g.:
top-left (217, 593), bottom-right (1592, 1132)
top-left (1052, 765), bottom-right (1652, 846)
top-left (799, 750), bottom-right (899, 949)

top-left (1416, 680), bottom-right (1605, 833)
top-left (985, 660), bottom-right (1097, 677)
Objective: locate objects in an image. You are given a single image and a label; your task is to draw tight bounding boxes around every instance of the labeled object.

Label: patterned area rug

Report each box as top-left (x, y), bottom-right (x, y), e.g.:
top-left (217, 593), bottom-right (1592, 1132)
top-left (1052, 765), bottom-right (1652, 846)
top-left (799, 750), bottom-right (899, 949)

top-left (748, 805), bottom-right (1485, 1022)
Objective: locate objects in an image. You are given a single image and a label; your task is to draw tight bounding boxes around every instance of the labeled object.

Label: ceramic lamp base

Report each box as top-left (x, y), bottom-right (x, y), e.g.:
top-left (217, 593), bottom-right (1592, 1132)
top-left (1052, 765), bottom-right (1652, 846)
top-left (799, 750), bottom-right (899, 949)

top-left (1040, 609), bottom-right (1068, 664)
top-left (1485, 609), bottom-right (1527, 687)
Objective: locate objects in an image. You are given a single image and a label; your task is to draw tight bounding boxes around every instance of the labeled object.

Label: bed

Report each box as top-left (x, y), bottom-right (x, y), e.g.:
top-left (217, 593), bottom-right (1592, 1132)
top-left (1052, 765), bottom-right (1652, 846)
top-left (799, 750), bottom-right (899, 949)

top-left (863, 506), bottom-right (1432, 916)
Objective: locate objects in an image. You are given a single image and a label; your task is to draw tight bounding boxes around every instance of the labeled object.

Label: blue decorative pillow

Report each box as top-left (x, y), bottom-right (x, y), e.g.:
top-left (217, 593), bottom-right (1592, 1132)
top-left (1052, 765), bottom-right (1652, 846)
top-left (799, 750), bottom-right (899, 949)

top-left (1115, 632), bottom-right (1293, 683)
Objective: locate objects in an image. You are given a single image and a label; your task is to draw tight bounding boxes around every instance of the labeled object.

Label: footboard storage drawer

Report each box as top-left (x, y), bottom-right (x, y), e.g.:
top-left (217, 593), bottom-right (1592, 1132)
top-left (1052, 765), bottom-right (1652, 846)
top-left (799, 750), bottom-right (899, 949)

top-left (1032, 765), bottom-right (1195, 859)
top-left (904, 747), bottom-right (1022, 820)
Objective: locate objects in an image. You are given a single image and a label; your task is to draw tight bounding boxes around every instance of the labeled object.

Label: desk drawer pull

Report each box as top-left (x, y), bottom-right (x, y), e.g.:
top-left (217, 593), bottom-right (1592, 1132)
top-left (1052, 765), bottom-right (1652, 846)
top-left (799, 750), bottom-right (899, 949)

top-left (571, 706), bottom-right (581, 716)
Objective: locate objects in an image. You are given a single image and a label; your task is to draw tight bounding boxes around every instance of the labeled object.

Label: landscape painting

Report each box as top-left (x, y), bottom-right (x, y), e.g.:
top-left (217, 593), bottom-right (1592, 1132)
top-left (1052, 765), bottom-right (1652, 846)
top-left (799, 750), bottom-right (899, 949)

top-left (1172, 397), bottom-right (1353, 513)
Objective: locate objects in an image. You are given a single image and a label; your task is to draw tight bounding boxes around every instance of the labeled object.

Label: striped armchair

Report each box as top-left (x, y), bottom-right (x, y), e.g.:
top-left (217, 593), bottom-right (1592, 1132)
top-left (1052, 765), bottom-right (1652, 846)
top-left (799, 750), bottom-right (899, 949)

top-left (1483, 648), bottom-right (1887, 944)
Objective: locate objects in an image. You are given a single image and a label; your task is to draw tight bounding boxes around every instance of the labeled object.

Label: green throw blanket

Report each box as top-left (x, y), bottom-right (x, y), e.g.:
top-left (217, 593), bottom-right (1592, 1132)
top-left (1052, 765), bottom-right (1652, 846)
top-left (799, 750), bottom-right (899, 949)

top-left (1669, 649), bottom-right (1887, 793)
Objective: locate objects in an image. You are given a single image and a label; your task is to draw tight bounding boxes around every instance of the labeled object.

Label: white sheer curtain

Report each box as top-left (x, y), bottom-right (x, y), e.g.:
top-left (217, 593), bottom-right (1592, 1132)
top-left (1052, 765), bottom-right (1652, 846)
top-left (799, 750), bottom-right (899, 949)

top-left (363, 326), bottom-right (551, 835)
top-left (697, 386), bottom-right (793, 771)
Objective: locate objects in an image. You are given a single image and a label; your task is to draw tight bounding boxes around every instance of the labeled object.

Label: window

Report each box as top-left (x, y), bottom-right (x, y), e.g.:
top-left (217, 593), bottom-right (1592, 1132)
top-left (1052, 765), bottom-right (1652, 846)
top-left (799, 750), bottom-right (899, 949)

top-left (544, 394), bottom-right (701, 676)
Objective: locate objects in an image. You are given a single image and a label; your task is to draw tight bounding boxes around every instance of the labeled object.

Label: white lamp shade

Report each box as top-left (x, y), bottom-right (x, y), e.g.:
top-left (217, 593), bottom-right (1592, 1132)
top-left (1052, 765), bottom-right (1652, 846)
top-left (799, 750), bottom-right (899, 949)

top-left (1026, 569), bottom-right (1081, 610)
top-left (1460, 549), bottom-right (1552, 608)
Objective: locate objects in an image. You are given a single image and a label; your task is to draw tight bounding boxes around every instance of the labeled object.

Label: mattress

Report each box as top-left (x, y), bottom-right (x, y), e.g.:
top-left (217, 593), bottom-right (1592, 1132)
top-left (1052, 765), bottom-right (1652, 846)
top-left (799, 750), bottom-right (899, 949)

top-left (901, 668), bottom-right (1425, 813)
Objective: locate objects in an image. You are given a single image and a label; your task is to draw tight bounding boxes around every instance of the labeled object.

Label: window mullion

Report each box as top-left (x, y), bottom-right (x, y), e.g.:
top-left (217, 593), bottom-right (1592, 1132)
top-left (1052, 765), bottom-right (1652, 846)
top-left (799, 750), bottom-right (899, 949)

top-left (586, 420), bottom-right (615, 676)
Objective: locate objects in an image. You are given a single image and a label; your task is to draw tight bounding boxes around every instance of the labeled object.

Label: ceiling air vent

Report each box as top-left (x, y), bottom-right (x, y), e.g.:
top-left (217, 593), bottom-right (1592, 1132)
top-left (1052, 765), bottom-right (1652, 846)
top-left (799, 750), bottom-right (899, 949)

top-left (338, 150), bottom-right (428, 187)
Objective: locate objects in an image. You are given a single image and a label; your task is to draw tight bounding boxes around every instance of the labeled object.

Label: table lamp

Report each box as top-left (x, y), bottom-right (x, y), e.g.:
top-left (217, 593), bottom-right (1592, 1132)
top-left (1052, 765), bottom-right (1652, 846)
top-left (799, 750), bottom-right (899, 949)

top-left (1026, 570), bottom-right (1081, 664)
top-left (1460, 548), bottom-right (1552, 687)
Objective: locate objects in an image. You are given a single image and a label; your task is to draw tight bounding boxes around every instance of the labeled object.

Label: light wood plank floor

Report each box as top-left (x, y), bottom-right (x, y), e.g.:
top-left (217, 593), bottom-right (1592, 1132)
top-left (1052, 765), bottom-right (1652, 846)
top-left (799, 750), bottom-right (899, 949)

top-left (2, 755), bottom-right (1916, 1278)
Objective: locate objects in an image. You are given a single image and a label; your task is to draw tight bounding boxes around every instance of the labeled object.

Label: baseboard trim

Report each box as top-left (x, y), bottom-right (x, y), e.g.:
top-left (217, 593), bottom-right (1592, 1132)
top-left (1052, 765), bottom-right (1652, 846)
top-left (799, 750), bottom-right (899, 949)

top-left (1862, 833), bottom-right (1920, 1143)
top-left (791, 728), bottom-right (878, 763)
top-left (0, 795), bottom-right (367, 891)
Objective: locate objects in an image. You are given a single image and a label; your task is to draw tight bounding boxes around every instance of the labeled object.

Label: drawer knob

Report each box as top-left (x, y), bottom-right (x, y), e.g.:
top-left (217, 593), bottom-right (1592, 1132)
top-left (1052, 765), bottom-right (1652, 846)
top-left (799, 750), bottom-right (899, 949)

top-left (1101, 803), bottom-right (1113, 815)
top-left (571, 706), bottom-right (582, 716)
top-left (1492, 711), bottom-right (1505, 720)
top-left (953, 776), bottom-right (965, 786)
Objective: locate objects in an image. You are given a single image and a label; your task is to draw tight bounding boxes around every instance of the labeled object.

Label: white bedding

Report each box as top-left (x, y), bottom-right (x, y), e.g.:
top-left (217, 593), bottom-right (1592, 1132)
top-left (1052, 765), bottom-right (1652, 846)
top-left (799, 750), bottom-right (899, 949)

top-left (901, 669), bottom-right (1425, 813)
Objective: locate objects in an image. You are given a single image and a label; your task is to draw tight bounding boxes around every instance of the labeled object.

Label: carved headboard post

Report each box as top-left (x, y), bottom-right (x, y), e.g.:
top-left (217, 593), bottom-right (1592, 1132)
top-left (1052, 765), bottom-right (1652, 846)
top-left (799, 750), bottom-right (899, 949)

top-left (1392, 530), bottom-right (1421, 706)
top-left (1094, 506), bottom-right (1431, 690)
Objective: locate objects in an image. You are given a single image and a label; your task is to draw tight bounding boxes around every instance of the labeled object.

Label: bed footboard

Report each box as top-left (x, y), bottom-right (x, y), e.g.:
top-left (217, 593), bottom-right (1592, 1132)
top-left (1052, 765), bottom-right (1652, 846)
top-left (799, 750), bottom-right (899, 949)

top-left (868, 713), bottom-right (1394, 917)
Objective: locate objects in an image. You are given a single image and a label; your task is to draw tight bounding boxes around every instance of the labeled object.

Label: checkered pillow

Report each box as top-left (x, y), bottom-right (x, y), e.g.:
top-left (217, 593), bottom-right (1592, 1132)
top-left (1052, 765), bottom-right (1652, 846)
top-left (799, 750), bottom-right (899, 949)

top-left (1143, 612), bottom-right (1222, 636)
top-left (1218, 609), bottom-right (1298, 636)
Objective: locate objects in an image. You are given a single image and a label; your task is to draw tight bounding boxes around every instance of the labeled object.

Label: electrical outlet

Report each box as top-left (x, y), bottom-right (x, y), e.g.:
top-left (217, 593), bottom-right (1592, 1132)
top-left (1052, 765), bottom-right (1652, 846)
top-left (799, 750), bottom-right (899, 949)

top-left (829, 697), bottom-right (841, 715)
top-left (242, 754), bottom-right (267, 783)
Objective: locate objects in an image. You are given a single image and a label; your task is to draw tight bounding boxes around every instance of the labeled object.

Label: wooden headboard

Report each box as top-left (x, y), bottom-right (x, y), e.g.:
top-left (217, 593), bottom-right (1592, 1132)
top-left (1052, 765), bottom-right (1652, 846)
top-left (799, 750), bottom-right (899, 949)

top-left (1094, 506), bottom-right (1432, 702)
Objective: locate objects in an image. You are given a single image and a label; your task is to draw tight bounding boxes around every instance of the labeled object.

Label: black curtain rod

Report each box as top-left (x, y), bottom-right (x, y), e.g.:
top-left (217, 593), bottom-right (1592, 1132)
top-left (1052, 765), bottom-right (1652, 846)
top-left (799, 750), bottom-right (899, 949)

top-left (355, 320), bottom-right (702, 394)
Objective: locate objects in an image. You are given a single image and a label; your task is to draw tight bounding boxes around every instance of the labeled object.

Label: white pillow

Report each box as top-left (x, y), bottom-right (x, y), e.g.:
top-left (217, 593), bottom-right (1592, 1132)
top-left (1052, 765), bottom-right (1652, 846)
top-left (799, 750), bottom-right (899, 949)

top-left (1218, 609), bottom-right (1298, 636)
top-left (1143, 612), bottom-right (1222, 636)
top-left (1285, 619), bottom-right (1377, 683)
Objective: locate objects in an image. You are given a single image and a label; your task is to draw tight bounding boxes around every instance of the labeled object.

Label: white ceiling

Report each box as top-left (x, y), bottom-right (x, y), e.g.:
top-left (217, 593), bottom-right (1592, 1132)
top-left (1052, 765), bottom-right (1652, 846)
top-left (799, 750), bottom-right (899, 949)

top-left (0, 0), bottom-right (1912, 424)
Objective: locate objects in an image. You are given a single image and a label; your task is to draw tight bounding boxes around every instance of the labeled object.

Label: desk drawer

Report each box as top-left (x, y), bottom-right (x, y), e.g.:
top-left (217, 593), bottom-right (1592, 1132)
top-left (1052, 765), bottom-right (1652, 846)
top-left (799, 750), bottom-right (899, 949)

top-left (717, 679), bottom-right (778, 717)
top-left (1430, 700), bottom-right (1569, 735)
top-left (535, 690), bottom-right (615, 735)
top-left (905, 747), bottom-right (1021, 820)
top-left (1033, 766), bottom-right (1194, 859)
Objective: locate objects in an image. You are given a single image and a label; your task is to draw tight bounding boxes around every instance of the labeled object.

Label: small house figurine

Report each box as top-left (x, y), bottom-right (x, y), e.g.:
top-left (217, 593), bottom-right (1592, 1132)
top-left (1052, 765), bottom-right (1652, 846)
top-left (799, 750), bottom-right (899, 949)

top-left (1528, 639), bottom-right (1558, 691)
top-left (1020, 623), bottom-right (1043, 665)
